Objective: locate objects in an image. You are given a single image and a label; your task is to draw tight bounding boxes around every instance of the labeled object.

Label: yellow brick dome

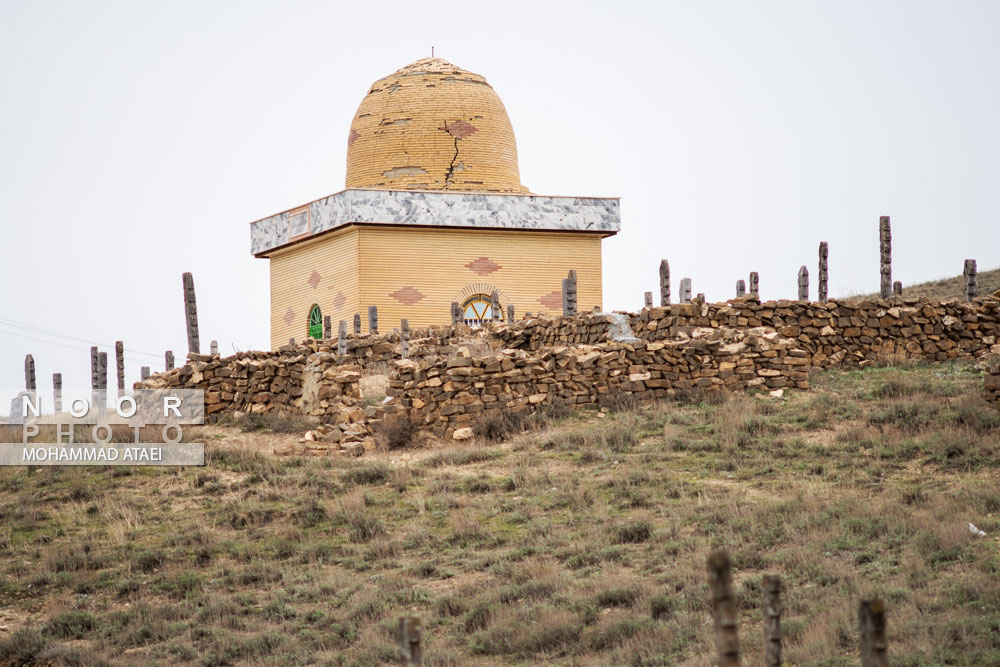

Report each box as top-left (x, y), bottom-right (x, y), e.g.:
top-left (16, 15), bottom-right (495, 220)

top-left (346, 57), bottom-right (529, 193)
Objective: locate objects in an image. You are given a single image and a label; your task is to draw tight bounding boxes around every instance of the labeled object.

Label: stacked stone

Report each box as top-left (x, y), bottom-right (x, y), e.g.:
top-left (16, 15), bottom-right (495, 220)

top-left (294, 358), bottom-right (376, 456)
top-left (140, 292), bottom-right (1000, 440)
top-left (386, 331), bottom-right (810, 438)
top-left (629, 296), bottom-right (1000, 369)
top-left (986, 356), bottom-right (1000, 409)
top-left (493, 313), bottom-right (619, 350)
top-left (137, 351), bottom-right (307, 418)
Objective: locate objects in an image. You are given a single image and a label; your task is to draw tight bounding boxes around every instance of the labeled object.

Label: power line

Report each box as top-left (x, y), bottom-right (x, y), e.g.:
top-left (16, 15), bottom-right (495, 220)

top-left (0, 316), bottom-right (164, 358)
top-left (0, 328), bottom-right (164, 366)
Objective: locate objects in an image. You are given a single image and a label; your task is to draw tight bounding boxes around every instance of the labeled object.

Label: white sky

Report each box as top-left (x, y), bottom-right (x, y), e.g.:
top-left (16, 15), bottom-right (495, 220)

top-left (1, 0), bottom-right (998, 403)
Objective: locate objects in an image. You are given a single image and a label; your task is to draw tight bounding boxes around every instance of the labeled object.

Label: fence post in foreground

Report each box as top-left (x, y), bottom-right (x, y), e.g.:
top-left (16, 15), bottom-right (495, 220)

top-left (859, 599), bottom-right (888, 667)
top-left (398, 616), bottom-right (422, 666)
top-left (763, 574), bottom-right (783, 667)
top-left (707, 549), bottom-right (740, 667)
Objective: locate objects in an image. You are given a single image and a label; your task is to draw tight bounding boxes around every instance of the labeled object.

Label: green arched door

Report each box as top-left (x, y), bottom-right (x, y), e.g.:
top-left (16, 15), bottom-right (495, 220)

top-left (308, 305), bottom-right (323, 339)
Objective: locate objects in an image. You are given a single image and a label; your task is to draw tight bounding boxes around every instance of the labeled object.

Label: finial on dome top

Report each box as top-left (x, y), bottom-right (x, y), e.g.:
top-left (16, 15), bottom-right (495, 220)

top-left (431, 46), bottom-right (434, 57)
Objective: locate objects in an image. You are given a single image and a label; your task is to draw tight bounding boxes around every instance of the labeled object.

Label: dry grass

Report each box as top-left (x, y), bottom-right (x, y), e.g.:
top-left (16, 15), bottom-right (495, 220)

top-left (850, 266), bottom-right (1000, 300)
top-left (0, 360), bottom-right (998, 665)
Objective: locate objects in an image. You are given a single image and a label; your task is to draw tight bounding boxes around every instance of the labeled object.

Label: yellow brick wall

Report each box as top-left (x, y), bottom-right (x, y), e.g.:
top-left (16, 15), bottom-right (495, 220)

top-left (268, 228), bottom-right (360, 350)
top-left (356, 226), bottom-right (603, 330)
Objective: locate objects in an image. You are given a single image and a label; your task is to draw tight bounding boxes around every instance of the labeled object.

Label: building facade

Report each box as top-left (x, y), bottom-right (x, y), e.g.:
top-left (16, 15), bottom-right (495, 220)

top-left (251, 57), bottom-right (620, 349)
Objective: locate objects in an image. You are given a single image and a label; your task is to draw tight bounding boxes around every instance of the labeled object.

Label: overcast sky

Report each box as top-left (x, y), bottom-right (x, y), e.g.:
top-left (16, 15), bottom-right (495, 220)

top-left (2, 0), bottom-right (998, 403)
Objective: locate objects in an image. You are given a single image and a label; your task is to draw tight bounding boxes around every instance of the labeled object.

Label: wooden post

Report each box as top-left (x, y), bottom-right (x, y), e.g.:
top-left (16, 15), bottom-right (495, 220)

top-left (679, 278), bottom-right (692, 304)
top-left (210, 340), bottom-right (219, 356)
top-left (114, 341), bottom-right (125, 393)
top-left (451, 301), bottom-right (461, 325)
top-left (762, 574), bottom-right (783, 667)
top-left (644, 291), bottom-right (653, 308)
top-left (368, 306), bottom-right (378, 335)
top-left (562, 270), bottom-right (578, 316)
top-left (490, 290), bottom-right (500, 322)
top-left (964, 259), bottom-right (978, 300)
top-left (52, 373), bottom-right (62, 413)
top-left (24, 354), bottom-right (36, 391)
top-left (338, 320), bottom-right (347, 356)
top-left (859, 599), bottom-right (888, 667)
top-left (98, 352), bottom-right (107, 390)
top-left (749, 272), bottom-right (759, 296)
top-left (879, 216), bottom-right (892, 299)
top-left (736, 280), bottom-right (745, 298)
top-left (353, 313), bottom-right (361, 335)
top-left (893, 281), bottom-right (902, 296)
top-left (659, 259), bottom-right (671, 305)
top-left (401, 319), bottom-right (410, 359)
top-left (707, 549), bottom-right (740, 667)
top-left (798, 265), bottom-right (809, 301)
top-left (165, 351), bottom-right (175, 371)
top-left (398, 616), bottom-right (422, 667)
top-left (98, 352), bottom-right (108, 409)
top-left (182, 272), bottom-right (200, 355)
top-left (323, 315), bottom-right (332, 339)
top-left (818, 241), bottom-right (829, 303)
top-left (507, 304), bottom-right (514, 322)
top-left (141, 366), bottom-right (150, 380)
top-left (90, 346), bottom-right (98, 400)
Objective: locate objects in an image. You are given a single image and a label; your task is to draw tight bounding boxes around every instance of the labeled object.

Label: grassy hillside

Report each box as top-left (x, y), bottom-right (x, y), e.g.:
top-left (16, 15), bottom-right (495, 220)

top-left (853, 267), bottom-right (1000, 300)
top-left (1, 361), bottom-right (999, 665)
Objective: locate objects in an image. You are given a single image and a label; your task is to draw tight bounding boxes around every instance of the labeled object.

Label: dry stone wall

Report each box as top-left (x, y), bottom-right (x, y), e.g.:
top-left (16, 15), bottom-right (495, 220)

top-left (140, 295), bottom-right (1000, 446)
top-left (630, 296), bottom-right (999, 368)
top-left (388, 328), bottom-right (810, 438)
top-left (987, 356), bottom-right (1000, 408)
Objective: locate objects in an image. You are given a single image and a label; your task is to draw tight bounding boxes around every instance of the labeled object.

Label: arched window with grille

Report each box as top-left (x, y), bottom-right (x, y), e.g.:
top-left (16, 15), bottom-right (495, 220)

top-left (307, 304), bottom-right (323, 339)
top-left (462, 294), bottom-right (500, 327)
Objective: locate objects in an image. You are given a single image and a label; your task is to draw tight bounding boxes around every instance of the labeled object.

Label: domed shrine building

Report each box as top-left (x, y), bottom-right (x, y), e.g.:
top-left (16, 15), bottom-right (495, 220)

top-left (250, 58), bottom-right (621, 349)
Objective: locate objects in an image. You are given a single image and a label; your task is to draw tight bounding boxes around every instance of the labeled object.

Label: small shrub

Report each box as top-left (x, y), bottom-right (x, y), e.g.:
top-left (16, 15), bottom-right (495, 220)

top-left (599, 391), bottom-right (638, 412)
top-left (423, 448), bottom-right (504, 468)
top-left (616, 521), bottom-right (653, 544)
top-left (341, 462), bottom-right (391, 486)
top-left (436, 594), bottom-right (468, 617)
top-left (134, 549), bottom-right (165, 573)
top-left (44, 610), bottom-right (96, 639)
top-left (650, 594), bottom-right (673, 619)
top-left (337, 494), bottom-right (386, 542)
top-left (537, 397), bottom-right (574, 420)
top-left (0, 628), bottom-right (49, 666)
top-left (594, 586), bottom-right (641, 607)
top-left (375, 415), bottom-right (416, 450)
top-left (293, 498), bottom-right (327, 528)
top-left (163, 571), bottom-right (202, 599)
top-left (588, 618), bottom-right (650, 650)
top-left (599, 422), bottom-right (640, 452)
top-left (475, 410), bottom-right (526, 442)
top-left (239, 412), bottom-right (315, 434)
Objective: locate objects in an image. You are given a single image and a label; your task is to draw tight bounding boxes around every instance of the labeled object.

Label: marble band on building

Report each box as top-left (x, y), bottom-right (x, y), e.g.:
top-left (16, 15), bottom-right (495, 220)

top-left (250, 189), bottom-right (621, 257)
